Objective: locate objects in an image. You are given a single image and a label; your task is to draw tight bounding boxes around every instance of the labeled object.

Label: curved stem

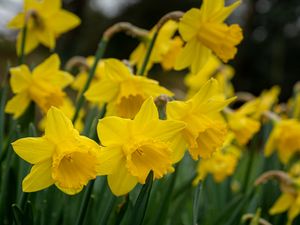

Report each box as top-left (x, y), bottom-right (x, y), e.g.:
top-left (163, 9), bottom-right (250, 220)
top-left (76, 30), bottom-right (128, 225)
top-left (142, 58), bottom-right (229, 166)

top-left (18, 25), bottom-right (27, 65)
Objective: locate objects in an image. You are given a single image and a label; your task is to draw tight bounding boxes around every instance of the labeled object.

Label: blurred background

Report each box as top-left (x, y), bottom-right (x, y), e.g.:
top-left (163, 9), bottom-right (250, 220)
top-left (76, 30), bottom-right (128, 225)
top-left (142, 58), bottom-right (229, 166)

top-left (0, 0), bottom-right (299, 100)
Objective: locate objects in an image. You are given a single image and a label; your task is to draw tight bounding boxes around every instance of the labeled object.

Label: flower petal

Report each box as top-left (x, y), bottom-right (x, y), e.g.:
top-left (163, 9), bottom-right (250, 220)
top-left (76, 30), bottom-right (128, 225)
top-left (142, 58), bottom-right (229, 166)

top-left (22, 160), bottom-right (54, 192)
top-left (107, 159), bottom-right (138, 196)
top-left (17, 30), bottom-right (39, 55)
top-left (10, 65), bottom-right (31, 93)
top-left (179, 8), bottom-right (201, 41)
top-left (7, 13), bottom-right (25, 29)
top-left (134, 97), bottom-right (158, 126)
top-left (269, 193), bottom-right (294, 215)
top-left (97, 146), bottom-right (124, 175)
top-left (5, 92), bottom-right (31, 119)
top-left (33, 54), bottom-right (60, 77)
top-left (97, 116), bottom-right (131, 146)
top-left (12, 137), bottom-right (55, 164)
top-left (48, 10), bottom-right (81, 34)
top-left (35, 29), bottom-right (56, 50)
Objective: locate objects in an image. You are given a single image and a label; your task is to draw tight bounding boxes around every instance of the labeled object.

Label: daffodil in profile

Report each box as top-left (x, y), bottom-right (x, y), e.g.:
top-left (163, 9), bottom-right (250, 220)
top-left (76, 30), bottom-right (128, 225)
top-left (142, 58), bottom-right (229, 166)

top-left (5, 54), bottom-right (73, 118)
top-left (175, 0), bottom-right (243, 73)
top-left (12, 107), bottom-right (102, 194)
top-left (85, 58), bottom-right (173, 119)
top-left (166, 79), bottom-right (235, 162)
top-left (130, 20), bottom-right (180, 73)
top-left (265, 119), bottom-right (300, 164)
top-left (97, 97), bottom-right (185, 196)
top-left (7, 0), bottom-right (81, 55)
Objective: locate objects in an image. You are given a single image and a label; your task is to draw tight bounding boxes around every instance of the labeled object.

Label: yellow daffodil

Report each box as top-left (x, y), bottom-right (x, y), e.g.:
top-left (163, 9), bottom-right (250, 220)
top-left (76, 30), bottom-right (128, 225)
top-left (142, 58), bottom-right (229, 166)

top-left (265, 119), bottom-right (300, 164)
top-left (38, 97), bottom-right (85, 132)
top-left (5, 54), bottom-right (73, 118)
top-left (72, 57), bottom-right (105, 92)
top-left (269, 164), bottom-right (300, 225)
top-left (166, 78), bottom-right (236, 162)
top-left (185, 55), bottom-right (235, 99)
top-left (226, 101), bottom-right (261, 145)
top-left (175, 0), bottom-right (243, 73)
top-left (193, 144), bottom-right (241, 183)
top-left (12, 107), bottom-right (101, 194)
top-left (97, 97), bottom-right (185, 196)
top-left (85, 58), bottom-right (173, 119)
top-left (130, 20), bottom-right (179, 73)
top-left (7, 0), bottom-right (81, 55)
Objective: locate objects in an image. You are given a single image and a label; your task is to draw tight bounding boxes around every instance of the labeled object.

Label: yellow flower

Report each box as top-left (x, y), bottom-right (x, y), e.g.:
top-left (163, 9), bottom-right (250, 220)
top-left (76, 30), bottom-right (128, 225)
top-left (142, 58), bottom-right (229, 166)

top-left (166, 79), bottom-right (235, 162)
top-left (85, 58), bottom-right (173, 119)
top-left (38, 97), bottom-right (85, 132)
top-left (185, 55), bottom-right (235, 99)
top-left (175, 0), bottom-right (243, 73)
top-left (97, 98), bottom-right (185, 196)
top-left (226, 101), bottom-right (261, 145)
top-left (193, 144), bottom-right (240, 183)
top-left (130, 20), bottom-right (179, 73)
top-left (71, 57), bottom-right (105, 92)
top-left (265, 119), bottom-right (300, 164)
top-left (7, 0), bottom-right (81, 55)
top-left (5, 54), bottom-right (73, 118)
top-left (12, 107), bottom-right (101, 194)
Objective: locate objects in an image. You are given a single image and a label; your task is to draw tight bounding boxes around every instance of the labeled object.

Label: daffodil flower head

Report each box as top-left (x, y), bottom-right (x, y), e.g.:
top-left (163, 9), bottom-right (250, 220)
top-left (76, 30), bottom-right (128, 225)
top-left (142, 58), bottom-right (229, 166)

top-left (12, 107), bottom-right (102, 194)
top-left (175, 0), bottom-right (243, 73)
top-left (130, 20), bottom-right (179, 73)
top-left (5, 54), bottom-right (74, 118)
top-left (265, 119), bottom-right (300, 164)
top-left (167, 78), bottom-right (236, 162)
top-left (97, 97), bottom-right (186, 196)
top-left (85, 58), bottom-right (173, 119)
top-left (7, 0), bottom-right (81, 55)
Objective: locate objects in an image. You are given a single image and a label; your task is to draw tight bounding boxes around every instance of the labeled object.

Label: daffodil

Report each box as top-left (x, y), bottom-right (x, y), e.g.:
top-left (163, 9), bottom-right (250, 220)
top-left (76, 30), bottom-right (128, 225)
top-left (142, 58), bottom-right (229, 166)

top-left (38, 97), bottom-right (85, 132)
top-left (85, 58), bottom-right (173, 119)
top-left (130, 20), bottom-right (179, 73)
top-left (175, 0), bottom-right (243, 73)
top-left (97, 97), bottom-right (185, 196)
top-left (7, 0), bottom-right (81, 55)
top-left (193, 144), bottom-right (240, 183)
top-left (166, 79), bottom-right (235, 162)
top-left (226, 101), bottom-right (261, 145)
top-left (265, 119), bottom-right (300, 164)
top-left (185, 55), bottom-right (235, 99)
top-left (12, 107), bottom-right (101, 194)
top-left (5, 54), bottom-right (73, 118)
top-left (72, 57), bottom-right (105, 92)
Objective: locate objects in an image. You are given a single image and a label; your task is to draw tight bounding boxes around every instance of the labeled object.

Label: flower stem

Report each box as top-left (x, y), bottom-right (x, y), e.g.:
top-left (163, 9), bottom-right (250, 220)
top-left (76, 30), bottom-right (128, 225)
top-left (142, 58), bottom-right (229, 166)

top-left (18, 25), bottom-right (27, 65)
top-left (75, 180), bottom-right (95, 225)
top-left (72, 38), bottom-right (108, 124)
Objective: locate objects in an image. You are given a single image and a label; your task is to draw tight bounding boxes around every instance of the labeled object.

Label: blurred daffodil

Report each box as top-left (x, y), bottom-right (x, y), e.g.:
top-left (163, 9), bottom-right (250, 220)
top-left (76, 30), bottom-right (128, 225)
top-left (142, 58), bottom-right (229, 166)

top-left (175, 0), bottom-right (243, 73)
top-left (12, 107), bottom-right (101, 194)
top-left (97, 97), bottom-right (185, 196)
top-left (5, 54), bottom-right (73, 118)
top-left (7, 0), bottom-right (80, 55)
top-left (265, 119), bottom-right (300, 164)
top-left (130, 20), bottom-right (180, 73)
top-left (166, 79), bottom-right (236, 162)
top-left (85, 59), bottom-right (173, 119)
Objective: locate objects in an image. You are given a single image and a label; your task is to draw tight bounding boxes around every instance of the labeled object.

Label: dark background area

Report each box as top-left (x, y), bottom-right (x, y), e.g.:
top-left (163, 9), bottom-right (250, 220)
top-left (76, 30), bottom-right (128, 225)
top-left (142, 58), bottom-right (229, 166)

top-left (0, 0), bottom-right (299, 100)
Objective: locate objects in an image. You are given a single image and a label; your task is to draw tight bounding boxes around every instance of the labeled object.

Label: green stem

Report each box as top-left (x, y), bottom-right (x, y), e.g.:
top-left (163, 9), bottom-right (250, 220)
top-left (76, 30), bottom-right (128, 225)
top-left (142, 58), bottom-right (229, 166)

top-left (18, 25), bottom-right (27, 65)
top-left (72, 38), bottom-right (108, 124)
top-left (75, 180), bottom-right (95, 225)
top-left (138, 31), bottom-right (159, 76)
top-left (193, 181), bottom-right (202, 225)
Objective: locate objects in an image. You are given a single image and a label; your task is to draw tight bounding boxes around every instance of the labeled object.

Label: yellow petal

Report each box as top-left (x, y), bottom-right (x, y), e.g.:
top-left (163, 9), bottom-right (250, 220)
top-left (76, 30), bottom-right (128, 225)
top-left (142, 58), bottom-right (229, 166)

top-left (85, 80), bottom-right (119, 103)
top-left (269, 193), bottom-right (294, 215)
top-left (288, 200), bottom-right (300, 224)
top-left (33, 54), bottom-right (60, 76)
top-left (166, 100), bottom-right (189, 120)
top-left (104, 59), bottom-right (132, 80)
top-left (179, 8), bottom-right (201, 41)
top-left (41, 0), bottom-right (61, 17)
top-left (212, 0), bottom-right (241, 22)
top-left (201, 0), bottom-right (224, 19)
top-left (107, 159), bottom-right (138, 196)
top-left (55, 184), bottom-right (83, 195)
top-left (10, 65), bottom-right (31, 93)
top-left (12, 137), bottom-right (55, 164)
top-left (7, 13), bottom-right (25, 29)
top-left (134, 97), bottom-right (159, 126)
top-left (97, 116), bottom-right (131, 146)
top-left (45, 107), bottom-right (77, 143)
top-left (22, 161), bottom-right (54, 192)
top-left (5, 92), bottom-right (31, 119)
top-left (36, 29), bottom-right (55, 49)
top-left (48, 10), bottom-right (81, 34)
top-left (17, 30), bottom-right (39, 55)
top-left (48, 71), bottom-right (74, 89)
top-left (97, 146), bottom-right (124, 175)
top-left (139, 77), bottom-right (173, 97)
top-left (170, 133), bottom-right (187, 163)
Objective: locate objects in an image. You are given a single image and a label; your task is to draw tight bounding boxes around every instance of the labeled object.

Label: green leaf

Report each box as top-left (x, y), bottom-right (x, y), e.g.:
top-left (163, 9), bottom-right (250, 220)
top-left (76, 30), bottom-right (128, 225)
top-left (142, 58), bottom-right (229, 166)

top-left (193, 181), bottom-right (202, 225)
top-left (128, 171), bottom-right (153, 225)
top-left (12, 204), bottom-right (23, 225)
